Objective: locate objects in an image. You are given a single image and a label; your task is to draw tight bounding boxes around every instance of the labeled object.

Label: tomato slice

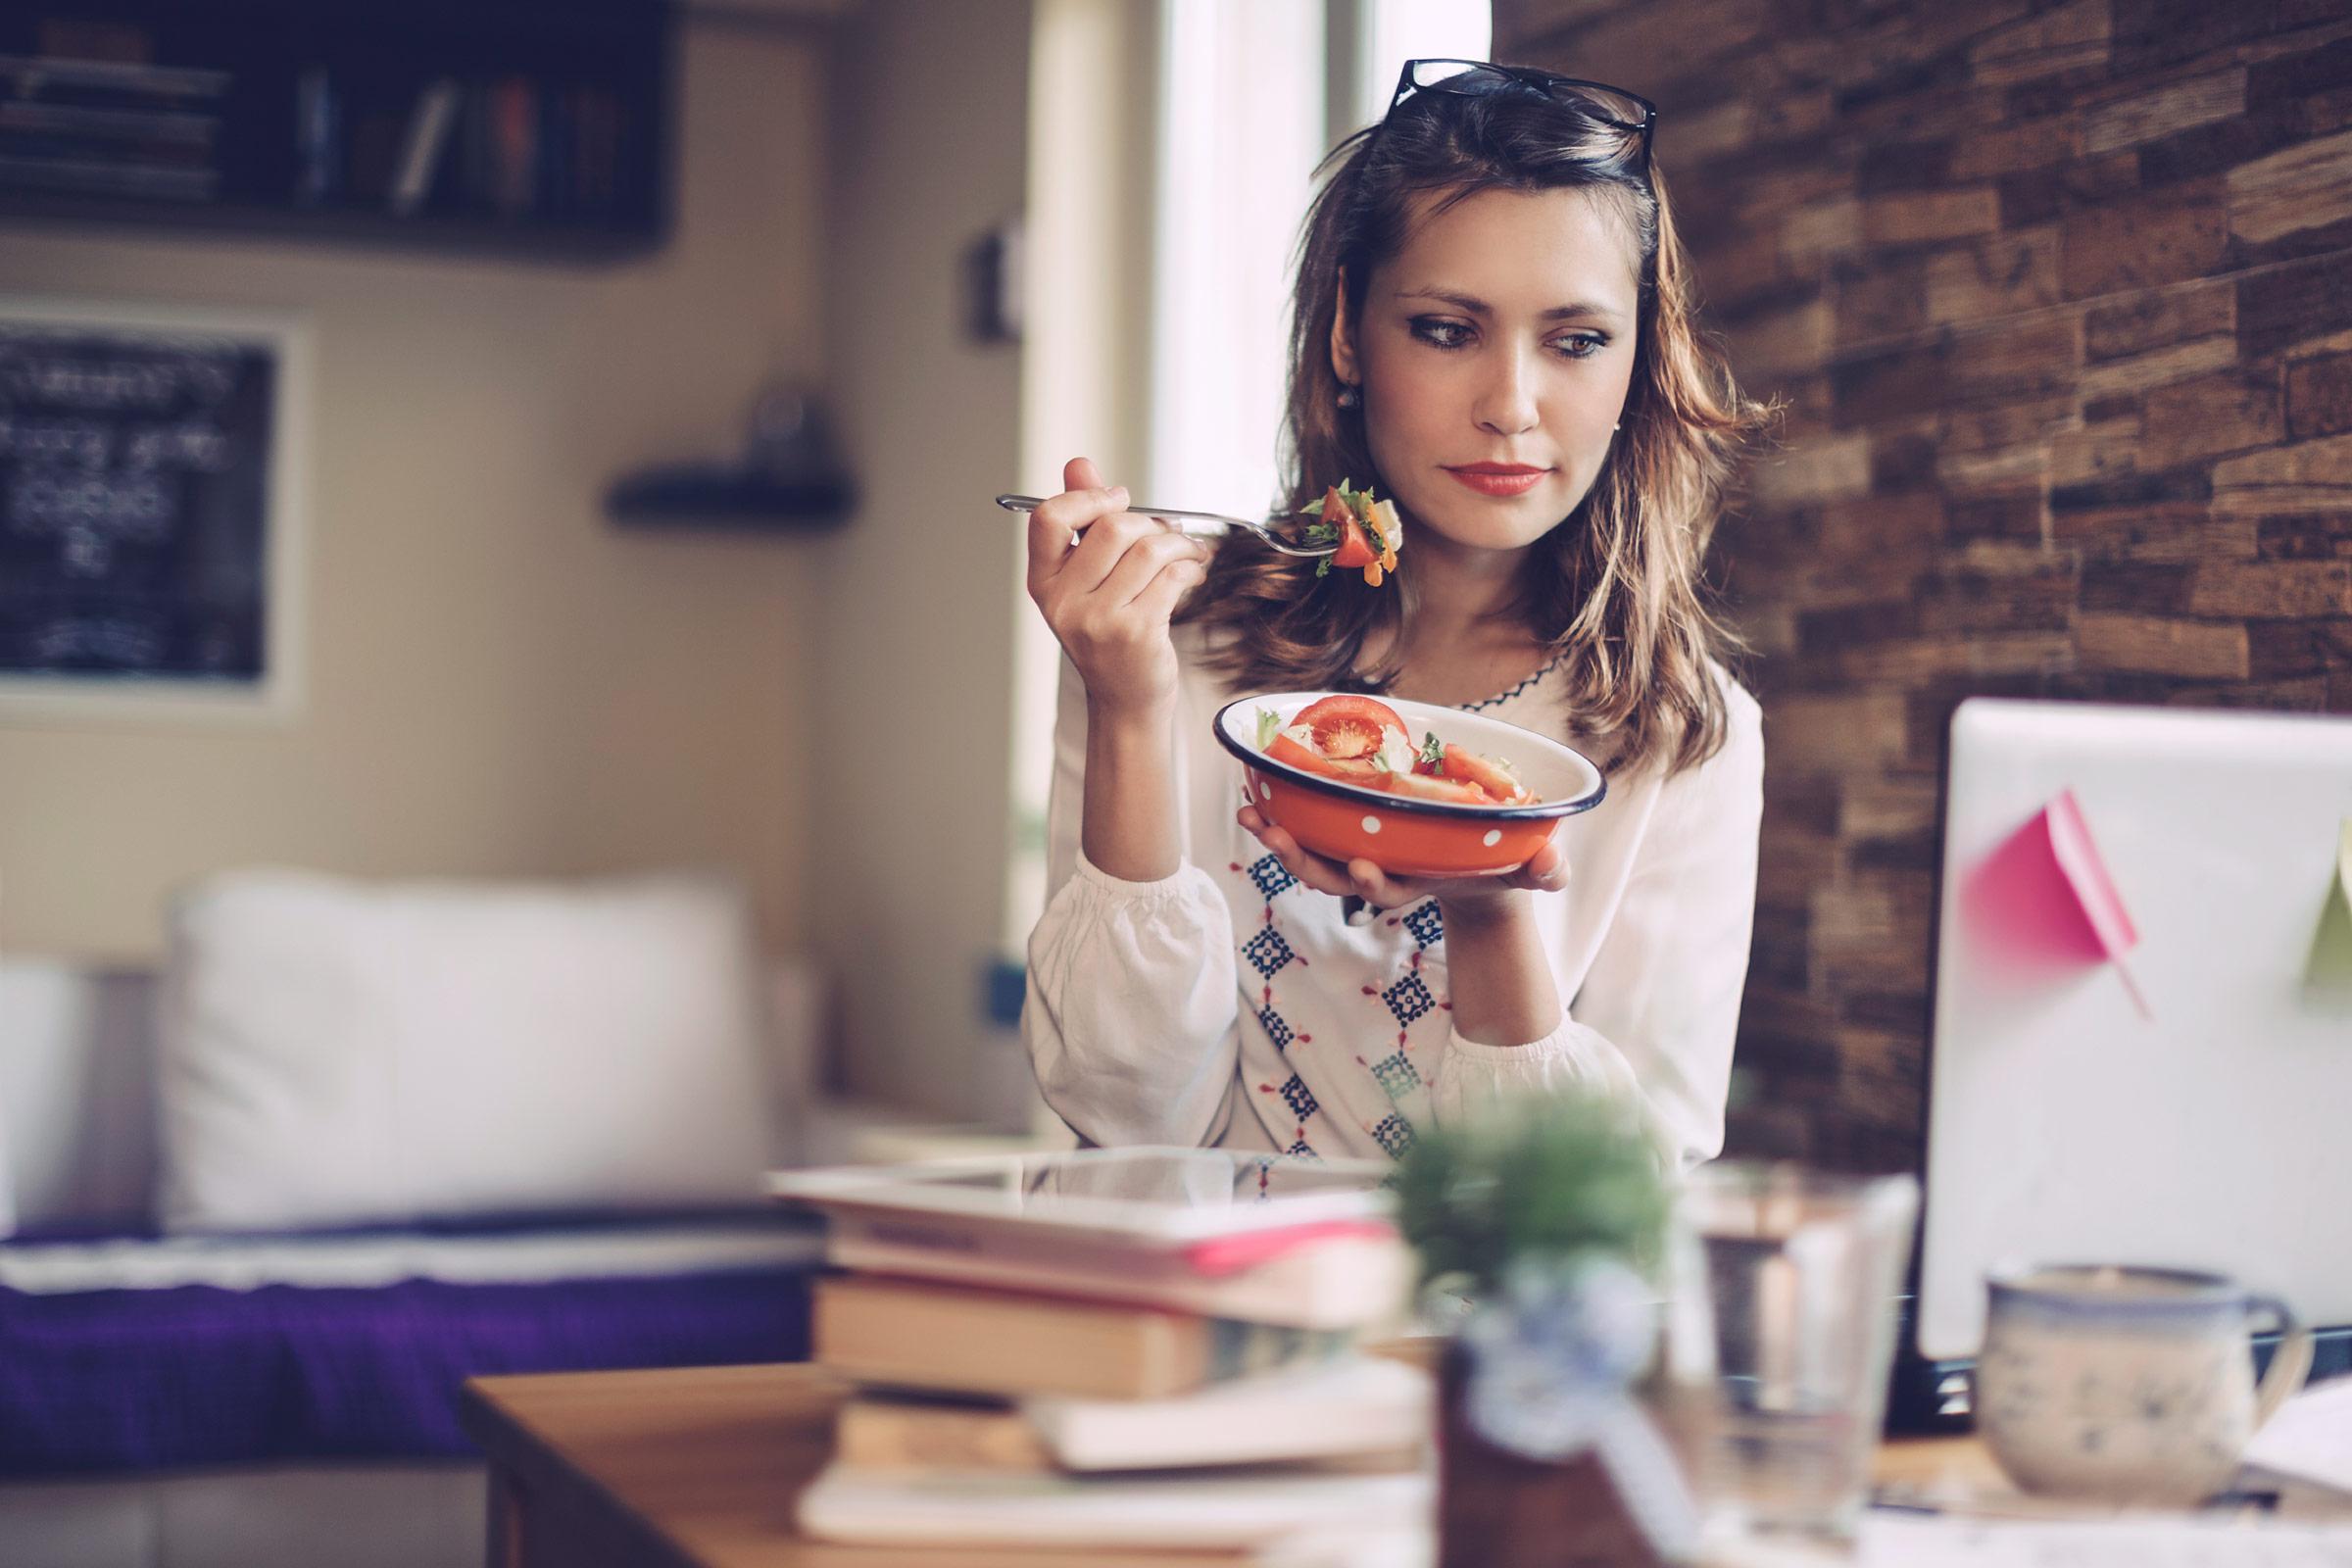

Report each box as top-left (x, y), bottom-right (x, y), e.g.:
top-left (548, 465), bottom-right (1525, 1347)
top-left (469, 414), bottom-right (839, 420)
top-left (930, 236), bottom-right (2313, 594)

top-left (1265, 731), bottom-right (1382, 783)
top-left (1379, 769), bottom-right (1493, 805)
top-left (1436, 744), bottom-right (1531, 805)
top-left (1294, 695), bottom-right (1406, 760)
top-left (1315, 487), bottom-right (1375, 569)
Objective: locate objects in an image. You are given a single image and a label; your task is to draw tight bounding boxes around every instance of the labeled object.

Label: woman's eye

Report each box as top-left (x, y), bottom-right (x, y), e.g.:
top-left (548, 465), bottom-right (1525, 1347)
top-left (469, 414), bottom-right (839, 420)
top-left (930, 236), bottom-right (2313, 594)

top-left (1409, 318), bottom-right (1474, 349)
top-left (1552, 333), bottom-right (1607, 360)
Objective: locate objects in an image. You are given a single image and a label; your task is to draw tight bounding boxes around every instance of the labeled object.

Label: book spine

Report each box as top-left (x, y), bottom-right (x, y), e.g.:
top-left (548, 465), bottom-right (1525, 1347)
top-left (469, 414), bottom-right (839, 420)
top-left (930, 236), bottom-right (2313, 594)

top-left (295, 67), bottom-right (336, 205)
top-left (834, 1399), bottom-right (1053, 1473)
top-left (388, 77), bottom-right (459, 216)
top-left (491, 78), bottom-right (536, 218)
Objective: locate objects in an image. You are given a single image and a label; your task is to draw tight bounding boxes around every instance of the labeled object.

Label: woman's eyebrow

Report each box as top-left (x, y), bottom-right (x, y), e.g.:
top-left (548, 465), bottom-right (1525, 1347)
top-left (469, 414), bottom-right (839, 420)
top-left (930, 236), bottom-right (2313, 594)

top-left (1396, 287), bottom-right (1624, 323)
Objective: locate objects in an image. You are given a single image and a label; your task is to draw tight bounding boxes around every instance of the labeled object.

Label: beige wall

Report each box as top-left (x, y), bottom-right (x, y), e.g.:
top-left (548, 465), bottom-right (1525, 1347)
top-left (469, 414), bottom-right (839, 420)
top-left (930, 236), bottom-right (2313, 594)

top-left (0, 25), bottom-right (826, 962)
top-left (810, 0), bottom-right (1034, 1120)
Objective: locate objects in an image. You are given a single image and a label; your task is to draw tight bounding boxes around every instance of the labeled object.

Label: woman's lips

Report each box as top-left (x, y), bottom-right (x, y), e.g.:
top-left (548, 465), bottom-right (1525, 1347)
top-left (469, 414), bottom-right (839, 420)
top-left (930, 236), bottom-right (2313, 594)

top-left (1443, 465), bottom-right (1550, 497)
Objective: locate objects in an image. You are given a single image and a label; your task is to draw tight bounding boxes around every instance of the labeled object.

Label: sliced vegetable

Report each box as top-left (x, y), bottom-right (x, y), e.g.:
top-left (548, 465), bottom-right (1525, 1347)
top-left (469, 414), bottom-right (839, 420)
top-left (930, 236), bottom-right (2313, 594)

top-left (1331, 515), bottom-right (1377, 569)
top-left (1380, 769), bottom-right (1494, 805)
top-left (1300, 481), bottom-right (1402, 587)
top-left (1295, 695), bottom-right (1407, 760)
top-left (1254, 701), bottom-right (1537, 808)
top-left (1267, 731), bottom-right (1382, 782)
top-left (1434, 744), bottom-right (1529, 804)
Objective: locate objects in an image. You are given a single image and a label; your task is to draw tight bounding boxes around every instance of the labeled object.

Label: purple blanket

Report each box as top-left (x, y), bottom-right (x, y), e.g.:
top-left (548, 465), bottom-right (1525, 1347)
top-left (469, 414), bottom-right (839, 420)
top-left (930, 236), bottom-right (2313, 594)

top-left (0, 1267), bottom-right (812, 1475)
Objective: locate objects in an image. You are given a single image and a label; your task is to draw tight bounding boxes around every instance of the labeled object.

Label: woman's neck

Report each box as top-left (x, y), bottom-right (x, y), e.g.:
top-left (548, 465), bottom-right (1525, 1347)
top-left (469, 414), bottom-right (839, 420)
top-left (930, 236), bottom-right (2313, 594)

top-left (1380, 529), bottom-right (1552, 706)
top-left (1406, 527), bottom-right (1523, 638)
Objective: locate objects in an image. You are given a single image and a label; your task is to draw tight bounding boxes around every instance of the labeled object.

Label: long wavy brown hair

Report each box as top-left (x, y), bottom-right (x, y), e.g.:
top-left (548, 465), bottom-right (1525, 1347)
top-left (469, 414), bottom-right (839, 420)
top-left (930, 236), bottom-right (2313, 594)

top-left (1177, 74), bottom-right (1770, 778)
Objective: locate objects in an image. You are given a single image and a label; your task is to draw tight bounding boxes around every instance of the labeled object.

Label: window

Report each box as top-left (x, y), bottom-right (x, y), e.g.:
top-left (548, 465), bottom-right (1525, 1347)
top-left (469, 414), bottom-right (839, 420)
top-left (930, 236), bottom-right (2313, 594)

top-left (1003, 0), bottom-right (1492, 966)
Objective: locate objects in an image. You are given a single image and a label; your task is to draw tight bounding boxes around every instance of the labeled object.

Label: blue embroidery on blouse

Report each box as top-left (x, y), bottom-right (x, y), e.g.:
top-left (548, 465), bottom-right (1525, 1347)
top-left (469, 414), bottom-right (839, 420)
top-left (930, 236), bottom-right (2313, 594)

top-left (1370, 1111), bottom-right (1418, 1159)
top-left (1278, 1073), bottom-right (1318, 1121)
top-left (1368, 1050), bottom-right (1421, 1100)
top-left (1243, 926), bottom-right (1296, 978)
top-left (1382, 972), bottom-right (1436, 1028)
top-left (1246, 854), bottom-right (1298, 901)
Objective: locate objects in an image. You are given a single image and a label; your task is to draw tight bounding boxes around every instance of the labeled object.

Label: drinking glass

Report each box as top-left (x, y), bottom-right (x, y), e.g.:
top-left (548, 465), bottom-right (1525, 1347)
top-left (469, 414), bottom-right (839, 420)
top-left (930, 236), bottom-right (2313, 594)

top-left (1674, 1162), bottom-right (1920, 1550)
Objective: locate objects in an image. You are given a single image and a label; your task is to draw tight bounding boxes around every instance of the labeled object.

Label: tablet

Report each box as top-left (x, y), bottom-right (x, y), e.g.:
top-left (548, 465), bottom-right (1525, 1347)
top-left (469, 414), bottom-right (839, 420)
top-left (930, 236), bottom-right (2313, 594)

top-left (765, 1146), bottom-right (1395, 1248)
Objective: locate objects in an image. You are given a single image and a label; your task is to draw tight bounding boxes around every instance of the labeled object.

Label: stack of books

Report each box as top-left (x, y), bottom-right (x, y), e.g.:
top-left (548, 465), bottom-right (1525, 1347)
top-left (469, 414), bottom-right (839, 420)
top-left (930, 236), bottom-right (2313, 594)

top-left (781, 1154), bottom-right (1437, 1560)
top-left (0, 53), bottom-right (227, 204)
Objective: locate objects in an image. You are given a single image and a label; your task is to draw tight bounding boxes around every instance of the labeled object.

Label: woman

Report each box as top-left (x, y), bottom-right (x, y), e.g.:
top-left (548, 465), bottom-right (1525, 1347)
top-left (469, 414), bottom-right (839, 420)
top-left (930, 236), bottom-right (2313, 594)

top-left (1021, 61), bottom-right (1768, 1170)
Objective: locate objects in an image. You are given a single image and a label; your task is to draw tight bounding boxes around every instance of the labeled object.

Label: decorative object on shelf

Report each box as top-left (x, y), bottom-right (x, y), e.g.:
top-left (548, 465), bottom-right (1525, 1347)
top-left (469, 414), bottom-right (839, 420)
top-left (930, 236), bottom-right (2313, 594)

top-left (0, 296), bottom-right (310, 725)
top-left (962, 218), bottom-right (1021, 346)
top-left (1392, 1094), bottom-right (1701, 1568)
top-left (0, 1), bottom-right (672, 263)
top-left (605, 379), bottom-right (855, 531)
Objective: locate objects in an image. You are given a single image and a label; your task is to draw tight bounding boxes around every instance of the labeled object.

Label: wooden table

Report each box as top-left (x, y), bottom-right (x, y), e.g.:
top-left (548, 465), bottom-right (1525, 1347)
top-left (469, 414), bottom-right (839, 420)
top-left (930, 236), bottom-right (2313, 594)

top-left (463, 1361), bottom-right (2153, 1568)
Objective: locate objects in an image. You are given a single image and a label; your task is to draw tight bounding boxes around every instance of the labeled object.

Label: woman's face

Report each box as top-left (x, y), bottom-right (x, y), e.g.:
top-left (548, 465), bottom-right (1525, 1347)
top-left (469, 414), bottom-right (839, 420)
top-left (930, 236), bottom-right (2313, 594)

top-left (1333, 185), bottom-right (1642, 557)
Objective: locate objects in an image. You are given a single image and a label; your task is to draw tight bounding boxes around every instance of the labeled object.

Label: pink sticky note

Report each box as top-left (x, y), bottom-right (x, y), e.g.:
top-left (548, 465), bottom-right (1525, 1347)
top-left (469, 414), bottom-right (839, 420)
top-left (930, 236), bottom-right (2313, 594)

top-left (1961, 789), bottom-right (2148, 1014)
top-left (2040, 790), bottom-right (2139, 960)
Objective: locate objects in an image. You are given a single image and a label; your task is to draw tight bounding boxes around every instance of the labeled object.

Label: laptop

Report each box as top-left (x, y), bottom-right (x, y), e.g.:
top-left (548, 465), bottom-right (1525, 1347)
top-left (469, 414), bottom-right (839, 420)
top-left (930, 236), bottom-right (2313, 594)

top-left (1895, 698), bottom-right (2352, 1429)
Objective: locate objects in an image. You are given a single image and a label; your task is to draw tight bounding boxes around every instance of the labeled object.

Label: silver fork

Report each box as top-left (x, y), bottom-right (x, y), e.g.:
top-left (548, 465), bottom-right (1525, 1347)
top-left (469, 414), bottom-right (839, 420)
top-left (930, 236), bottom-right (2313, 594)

top-left (994, 494), bottom-right (1340, 558)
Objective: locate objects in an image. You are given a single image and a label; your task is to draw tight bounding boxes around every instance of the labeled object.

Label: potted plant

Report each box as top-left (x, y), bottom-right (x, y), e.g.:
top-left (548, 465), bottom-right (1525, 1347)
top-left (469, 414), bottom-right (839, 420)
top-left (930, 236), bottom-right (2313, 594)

top-left (1392, 1093), bottom-right (1706, 1568)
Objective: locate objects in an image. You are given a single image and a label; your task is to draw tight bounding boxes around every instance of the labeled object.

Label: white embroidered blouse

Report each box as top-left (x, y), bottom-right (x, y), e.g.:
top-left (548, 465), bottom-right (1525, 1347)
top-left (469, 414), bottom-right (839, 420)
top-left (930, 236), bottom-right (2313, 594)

top-left (1022, 624), bottom-right (1764, 1169)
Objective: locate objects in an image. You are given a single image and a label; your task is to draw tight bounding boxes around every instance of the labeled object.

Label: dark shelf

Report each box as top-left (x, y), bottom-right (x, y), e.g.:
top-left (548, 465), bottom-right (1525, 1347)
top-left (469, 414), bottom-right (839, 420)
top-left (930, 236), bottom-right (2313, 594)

top-left (605, 466), bottom-right (856, 532)
top-left (0, 189), bottom-right (663, 262)
top-left (1, 0), bottom-right (675, 265)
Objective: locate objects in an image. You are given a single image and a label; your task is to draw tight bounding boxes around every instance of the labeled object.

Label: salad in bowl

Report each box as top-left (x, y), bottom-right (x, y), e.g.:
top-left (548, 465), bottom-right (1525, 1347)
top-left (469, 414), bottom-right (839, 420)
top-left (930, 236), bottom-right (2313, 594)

top-left (1211, 692), bottom-right (1606, 878)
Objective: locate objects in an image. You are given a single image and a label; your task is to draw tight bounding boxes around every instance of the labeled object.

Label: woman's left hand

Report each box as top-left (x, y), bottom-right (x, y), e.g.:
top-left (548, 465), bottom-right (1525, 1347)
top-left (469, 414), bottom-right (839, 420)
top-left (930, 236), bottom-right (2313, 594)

top-left (1236, 806), bottom-right (1570, 912)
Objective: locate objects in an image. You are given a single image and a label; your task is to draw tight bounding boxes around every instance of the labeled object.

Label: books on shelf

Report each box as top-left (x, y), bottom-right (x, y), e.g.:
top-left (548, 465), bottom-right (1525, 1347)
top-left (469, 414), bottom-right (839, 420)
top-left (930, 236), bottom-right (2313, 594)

top-left (4, 48), bottom-right (633, 225)
top-left (0, 52), bottom-right (224, 202)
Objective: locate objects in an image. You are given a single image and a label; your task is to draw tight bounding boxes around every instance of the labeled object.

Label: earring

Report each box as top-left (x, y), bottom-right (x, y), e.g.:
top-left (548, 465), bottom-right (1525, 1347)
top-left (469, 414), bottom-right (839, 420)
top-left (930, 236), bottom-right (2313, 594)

top-left (1337, 383), bottom-right (1359, 410)
top-left (1612, 421), bottom-right (1622, 431)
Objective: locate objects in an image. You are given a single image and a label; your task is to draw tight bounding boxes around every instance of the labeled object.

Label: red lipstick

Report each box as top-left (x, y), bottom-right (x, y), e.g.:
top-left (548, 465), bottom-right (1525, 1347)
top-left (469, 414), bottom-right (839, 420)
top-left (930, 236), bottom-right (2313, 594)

top-left (1443, 463), bottom-right (1550, 497)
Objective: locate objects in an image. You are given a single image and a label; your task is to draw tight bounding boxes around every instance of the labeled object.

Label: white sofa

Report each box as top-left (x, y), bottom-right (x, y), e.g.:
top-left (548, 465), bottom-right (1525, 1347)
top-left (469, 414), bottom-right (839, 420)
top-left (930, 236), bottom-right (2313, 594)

top-left (0, 872), bottom-right (841, 1568)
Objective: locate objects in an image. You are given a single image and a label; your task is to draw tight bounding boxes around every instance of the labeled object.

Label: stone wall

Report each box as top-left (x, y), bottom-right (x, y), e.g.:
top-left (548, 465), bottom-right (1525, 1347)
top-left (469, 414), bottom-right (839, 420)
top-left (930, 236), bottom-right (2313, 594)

top-left (1494, 0), bottom-right (2352, 1169)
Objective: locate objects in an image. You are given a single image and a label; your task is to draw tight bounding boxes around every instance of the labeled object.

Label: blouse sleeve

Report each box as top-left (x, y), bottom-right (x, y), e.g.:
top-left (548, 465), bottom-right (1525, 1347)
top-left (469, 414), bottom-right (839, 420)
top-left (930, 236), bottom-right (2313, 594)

top-left (1429, 685), bottom-right (1765, 1170)
top-left (1022, 655), bottom-right (1245, 1148)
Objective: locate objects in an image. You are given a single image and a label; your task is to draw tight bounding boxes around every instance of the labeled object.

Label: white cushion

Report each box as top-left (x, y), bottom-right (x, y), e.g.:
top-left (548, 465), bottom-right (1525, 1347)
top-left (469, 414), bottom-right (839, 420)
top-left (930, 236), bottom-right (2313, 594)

top-left (156, 870), bottom-right (785, 1233)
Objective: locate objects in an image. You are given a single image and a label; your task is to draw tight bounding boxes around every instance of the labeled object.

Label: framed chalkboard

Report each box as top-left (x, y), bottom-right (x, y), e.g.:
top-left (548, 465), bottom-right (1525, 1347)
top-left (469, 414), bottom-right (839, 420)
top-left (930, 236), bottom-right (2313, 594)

top-left (0, 299), bottom-right (309, 724)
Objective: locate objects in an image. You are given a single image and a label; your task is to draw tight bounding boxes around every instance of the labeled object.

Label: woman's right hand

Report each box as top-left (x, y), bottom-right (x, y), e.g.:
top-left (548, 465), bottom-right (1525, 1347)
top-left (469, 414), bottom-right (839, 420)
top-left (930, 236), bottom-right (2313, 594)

top-left (1024, 456), bottom-right (1211, 724)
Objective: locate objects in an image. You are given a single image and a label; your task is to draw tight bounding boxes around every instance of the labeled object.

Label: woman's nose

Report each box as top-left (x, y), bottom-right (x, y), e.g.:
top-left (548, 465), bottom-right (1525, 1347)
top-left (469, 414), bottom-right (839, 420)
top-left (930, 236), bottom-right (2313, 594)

top-left (1473, 349), bottom-right (1540, 437)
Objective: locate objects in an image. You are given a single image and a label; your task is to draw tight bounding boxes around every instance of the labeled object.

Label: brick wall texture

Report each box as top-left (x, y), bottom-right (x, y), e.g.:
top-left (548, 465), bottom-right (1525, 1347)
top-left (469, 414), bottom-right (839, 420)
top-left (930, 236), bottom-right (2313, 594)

top-left (1494, 0), bottom-right (2352, 1170)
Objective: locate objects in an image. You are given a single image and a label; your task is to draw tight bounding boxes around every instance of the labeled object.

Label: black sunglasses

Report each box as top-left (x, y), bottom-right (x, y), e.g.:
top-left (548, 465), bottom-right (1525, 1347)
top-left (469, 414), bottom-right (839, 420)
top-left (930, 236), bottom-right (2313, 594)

top-left (1375, 59), bottom-right (1657, 173)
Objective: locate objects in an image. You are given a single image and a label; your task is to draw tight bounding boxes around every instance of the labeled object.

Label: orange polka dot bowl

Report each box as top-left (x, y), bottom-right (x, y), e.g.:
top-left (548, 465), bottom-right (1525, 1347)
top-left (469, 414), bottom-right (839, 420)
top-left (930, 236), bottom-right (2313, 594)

top-left (1211, 691), bottom-right (1607, 879)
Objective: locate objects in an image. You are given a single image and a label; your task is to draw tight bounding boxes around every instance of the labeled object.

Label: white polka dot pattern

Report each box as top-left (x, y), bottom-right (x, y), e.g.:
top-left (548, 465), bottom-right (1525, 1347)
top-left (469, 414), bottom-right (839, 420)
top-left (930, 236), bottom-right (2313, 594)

top-left (1361, 815), bottom-right (1382, 835)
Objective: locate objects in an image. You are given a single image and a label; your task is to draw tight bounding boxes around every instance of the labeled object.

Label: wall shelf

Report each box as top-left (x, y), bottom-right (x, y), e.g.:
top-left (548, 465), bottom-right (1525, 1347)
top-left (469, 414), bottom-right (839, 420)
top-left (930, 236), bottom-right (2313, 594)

top-left (1, 0), bottom-right (676, 264)
top-left (605, 466), bottom-right (854, 531)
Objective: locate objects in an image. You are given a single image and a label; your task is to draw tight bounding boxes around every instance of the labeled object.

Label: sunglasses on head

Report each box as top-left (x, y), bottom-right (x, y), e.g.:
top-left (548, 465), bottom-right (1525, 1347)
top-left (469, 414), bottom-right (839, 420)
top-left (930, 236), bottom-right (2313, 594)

top-left (1374, 59), bottom-right (1657, 174)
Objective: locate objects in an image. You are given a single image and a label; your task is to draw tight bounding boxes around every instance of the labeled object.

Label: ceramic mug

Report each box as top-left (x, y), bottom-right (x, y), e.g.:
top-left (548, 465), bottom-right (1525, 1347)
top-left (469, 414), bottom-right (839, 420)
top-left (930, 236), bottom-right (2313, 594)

top-left (1974, 1264), bottom-right (2314, 1505)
